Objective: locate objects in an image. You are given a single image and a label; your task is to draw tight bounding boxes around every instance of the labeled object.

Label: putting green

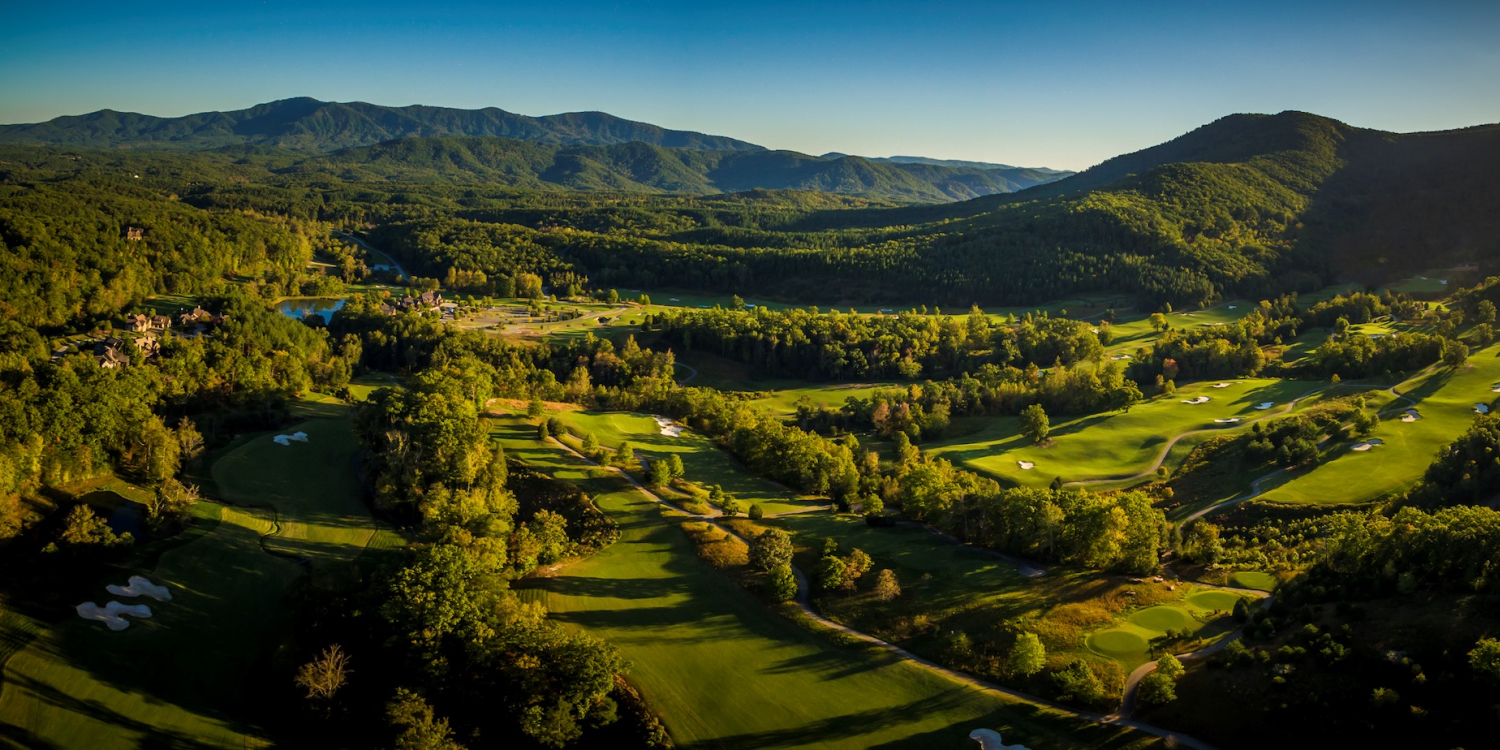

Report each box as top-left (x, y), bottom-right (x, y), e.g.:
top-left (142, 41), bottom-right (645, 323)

top-left (1087, 629), bottom-right (1150, 658)
top-left (1129, 605), bottom-right (1197, 632)
top-left (1185, 591), bottom-right (1242, 612)
top-left (1229, 571), bottom-right (1278, 592)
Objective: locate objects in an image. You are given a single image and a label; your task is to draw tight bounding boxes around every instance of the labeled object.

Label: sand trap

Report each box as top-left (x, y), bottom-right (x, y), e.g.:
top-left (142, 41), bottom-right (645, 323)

top-left (106, 575), bottom-right (172, 602)
top-left (1017, 461), bottom-right (1035, 470)
top-left (1255, 402), bottom-right (1274, 410)
top-left (77, 601), bottom-right (152, 631)
top-left (1213, 382), bottom-right (1231, 388)
top-left (1476, 403), bottom-right (1491, 414)
top-left (1228, 305), bottom-right (1237, 310)
top-left (1402, 409), bottom-right (1421, 422)
top-left (1492, 384), bottom-right (1500, 393)
top-left (273, 431), bottom-right (309, 446)
top-left (1214, 417), bottom-right (1241, 424)
top-left (1351, 438), bottom-right (1385, 451)
top-left (1181, 396), bottom-right (1211, 405)
top-left (1111, 354), bottom-right (1132, 360)
top-left (970, 728), bottom-right (1030, 750)
top-left (653, 416), bottom-right (682, 437)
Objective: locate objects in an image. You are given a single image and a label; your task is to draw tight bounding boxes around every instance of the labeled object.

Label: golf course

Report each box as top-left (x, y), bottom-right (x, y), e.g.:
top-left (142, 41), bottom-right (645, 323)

top-left (0, 402), bottom-right (394, 749)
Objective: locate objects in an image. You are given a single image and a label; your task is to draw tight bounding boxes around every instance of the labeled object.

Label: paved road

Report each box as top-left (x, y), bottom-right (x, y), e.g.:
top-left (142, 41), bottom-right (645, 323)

top-left (676, 362), bottom-right (699, 385)
top-left (333, 231), bottom-right (410, 279)
top-left (541, 432), bottom-right (1219, 750)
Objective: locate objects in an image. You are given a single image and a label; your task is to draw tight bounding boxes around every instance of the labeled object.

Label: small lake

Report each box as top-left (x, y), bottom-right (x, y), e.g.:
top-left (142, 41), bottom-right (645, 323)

top-left (277, 297), bottom-right (345, 322)
top-left (79, 490), bottom-right (146, 538)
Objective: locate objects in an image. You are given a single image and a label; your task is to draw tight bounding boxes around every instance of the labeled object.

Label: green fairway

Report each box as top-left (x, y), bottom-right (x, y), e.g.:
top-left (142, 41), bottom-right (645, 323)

top-left (488, 416), bottom-right (1151, 750)
top-left (0, 409), bottom-right (384, 749)
top-left (1258, 348), bottom-right (1500, 505)
top-left (1085, 591), bottom-right (1245, 670)
top-left (926, 378), bottom-right (1317, 487)
top-left (1228, 571), bottom-right (1278, 592)
top-left (554, 410), bottom-right (820, 515)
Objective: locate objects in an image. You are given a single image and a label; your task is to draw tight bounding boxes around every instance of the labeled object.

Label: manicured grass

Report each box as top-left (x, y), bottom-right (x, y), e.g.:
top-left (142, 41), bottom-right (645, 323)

top-left (1084, 590), bottom-right (1245, 670)
top-left (1258, 348), bottom-right (1500, 505)
top-left (925, 379), bottom-right (1318, 487)
top-left (211, 415), bottom-right (378, 563)
top-left (487, 416), bottom-right (1153, 750)
top-left (0, 408), bottom-right (386, 748)
top-left (552, 410), bottom-right (820, 515)
top-left (1228, 571), bottom-right (1278, 592)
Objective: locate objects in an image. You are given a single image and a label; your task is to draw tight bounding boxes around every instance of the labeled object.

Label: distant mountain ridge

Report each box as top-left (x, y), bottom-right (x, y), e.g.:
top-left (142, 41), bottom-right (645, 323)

top-left (822, 153), bottom-right (1071, 175)
top-left (294, 137), bottom-right (1070, 201)
top-left (0, 97), bottom-right (766, 153)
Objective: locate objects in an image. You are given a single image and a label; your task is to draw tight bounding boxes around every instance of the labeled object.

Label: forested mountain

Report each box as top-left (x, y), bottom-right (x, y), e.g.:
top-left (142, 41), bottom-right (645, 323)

top-left (3, 109), bottom-right (1497, 320)
top-left (296, 137), bottom-right (1067, 200)
top-left (0, 97), bottom-right (766, 153)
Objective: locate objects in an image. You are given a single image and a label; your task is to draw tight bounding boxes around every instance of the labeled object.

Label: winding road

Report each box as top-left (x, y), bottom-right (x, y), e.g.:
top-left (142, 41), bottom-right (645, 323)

top-left (333, 230), bottom-right (411, 279)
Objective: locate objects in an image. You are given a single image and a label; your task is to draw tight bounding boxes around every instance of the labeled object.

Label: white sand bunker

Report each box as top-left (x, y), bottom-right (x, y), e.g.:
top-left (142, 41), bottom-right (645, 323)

top-left (77, 601), bottom-right (152, 631)
top-left (1111, 354), bottom-right (1132, 360)
top-left (1255, 402), bottom-right (1275, 410)
top-left (1181, 396), bottom-right (1211, 405)
top-left (970, 728), bottom-right (1030, 750)
top-left (273, 431), bottom-right (309, 446)
top-left (1213, 383), bottom-right (1231, 388)
top-left (653, 416), bottom-right (682, 437)
top-left (1351, 438), bottom-right (1385, 452)
top-left (1214, 417), bottom-right (1241, 424)
top-left (106, 575), bottom-right (172, 602)
top-left (1492, 383), bottom-right (1500, 393)
top-left (1017, 461), bottom-right (1035, 470)
top-left (1402, 409), bottom-right (1421, 422)
top-left (1477, 403), bottom-right (1491, 414)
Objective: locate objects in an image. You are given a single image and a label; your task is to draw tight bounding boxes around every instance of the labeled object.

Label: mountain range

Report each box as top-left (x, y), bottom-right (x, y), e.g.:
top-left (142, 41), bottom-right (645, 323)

top-left (0, 98), bottom-right (1073, 201)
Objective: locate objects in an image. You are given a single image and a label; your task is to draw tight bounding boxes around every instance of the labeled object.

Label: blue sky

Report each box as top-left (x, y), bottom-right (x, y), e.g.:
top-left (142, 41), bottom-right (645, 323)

top-left (2, 1), bottom-right (1497, 170)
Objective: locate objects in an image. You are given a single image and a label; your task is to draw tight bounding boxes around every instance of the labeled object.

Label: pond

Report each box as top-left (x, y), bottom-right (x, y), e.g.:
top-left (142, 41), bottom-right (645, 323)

top-left (277, 297), bottom-right (346, 322)
top-left (79, 490), bottom-right (147, 539)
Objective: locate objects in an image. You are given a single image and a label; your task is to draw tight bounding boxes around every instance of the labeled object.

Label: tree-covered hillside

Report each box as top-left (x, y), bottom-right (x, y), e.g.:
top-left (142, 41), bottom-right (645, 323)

top-left (0, 97), bottom-right (767, 153)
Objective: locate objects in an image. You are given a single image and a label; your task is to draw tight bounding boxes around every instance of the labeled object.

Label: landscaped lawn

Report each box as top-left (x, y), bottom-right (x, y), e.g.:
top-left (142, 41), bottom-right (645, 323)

top-left (1257, 347), bottom-right (1500, 505)
top-left (925, 378), bottom-right (1319, 488)
top-left (487, 416), bottom-right (1154, 750)
top-left (1083, 590), bottom-right (1247, 670)
top-left (552, 409), bottom-right (821, 515)
top-left (0, 406), bottom-right (388, 749)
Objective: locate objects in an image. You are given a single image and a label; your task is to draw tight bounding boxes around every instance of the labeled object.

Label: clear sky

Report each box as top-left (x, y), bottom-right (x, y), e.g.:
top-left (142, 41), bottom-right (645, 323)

top-left (2, 0), bottom-right (1497, 170)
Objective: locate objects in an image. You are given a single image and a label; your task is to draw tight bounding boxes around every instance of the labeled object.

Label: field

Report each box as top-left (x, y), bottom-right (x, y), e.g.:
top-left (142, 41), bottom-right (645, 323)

top-left (0, 404), bottom-right (387, 749)
top-left (925, 378), bottom-right (1319, 488)
top-left (551, 409), bottom-right (820, 515)
top-left (487, 416), bottom-right (1154, 750)
top-left (1257, 347), bottom-right (1500, 505)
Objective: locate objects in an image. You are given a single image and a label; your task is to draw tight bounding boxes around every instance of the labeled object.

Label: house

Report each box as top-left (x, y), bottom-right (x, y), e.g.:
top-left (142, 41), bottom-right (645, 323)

top-left (177, 306), bottom-right (222, 327)
top-left (128, 314), bottom-right (152, 332)
top-left (420, 290), bottom-right (443, 308)
top-left (132, 336), bottom-right (160, 359)
top-left (379, 303), bottom-right (397, 316)
top-left (151, 314), bottom-right (172, 330)
top-left (94, 340), bottom-right (130, 369)
top-left (125, 227), bottom-right (144, 241)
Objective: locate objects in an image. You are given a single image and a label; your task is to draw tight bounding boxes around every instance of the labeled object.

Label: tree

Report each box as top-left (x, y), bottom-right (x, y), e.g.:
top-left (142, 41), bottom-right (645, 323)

top-left (1156, 652), bottom-right (1184, 681)
top-left (1469, 638), bottom-right (1500, 683)
top-left (582, 432), bottom-right (599, 454)
top-left (56, 504), bottom-right (131, 549)
top-left (175, 416), bottom-right (204, 464)
top-left (1478, 300), bottom-right (1497, 324)
top-left (721, 497), bottom-right (742, 517)
top-left (647, 458), bottom-right (672, 487)
top-left (387, 688), bottom-right (466, 750)
top-left (1009, 632), bottom-right (1046, 677)
top-left (295, 644), bottom-right (352, 701)
top-left (747, 503), bottom-right (764, 520)
top-left (1444, 339), bottom-right (1469, 370)
top-left (148, 478), bottom-right (200, 529)
top-left (537, 421), bottom-right (550, 441)
top-left (527, 397), bottom-right (545, 418)
top-left (1149, 312), bottom-right (1168, 333)
top-left (1020, 404), bottom-right (1049, 444)
top-left (1137, 672), bottom-right (1177, 706)
top-left (638, 293), bottom-right (651, 306)
top-left (863, 494), bottom-right (884, 516)
top-left (765, 564), bottom-right (798, 602)
top-left (749, 528), bottom-right (793, 572)
top-left (873, 569), bottom-right (901, 601)
top-left (666, 454), bottom-right (685, 479)
top-left (815, 555), bottom-right (847, 591)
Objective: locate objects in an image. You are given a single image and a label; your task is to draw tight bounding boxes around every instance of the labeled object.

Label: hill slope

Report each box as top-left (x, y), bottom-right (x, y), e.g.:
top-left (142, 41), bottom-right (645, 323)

top-left (291, 136), bottom-right (1070, 200)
